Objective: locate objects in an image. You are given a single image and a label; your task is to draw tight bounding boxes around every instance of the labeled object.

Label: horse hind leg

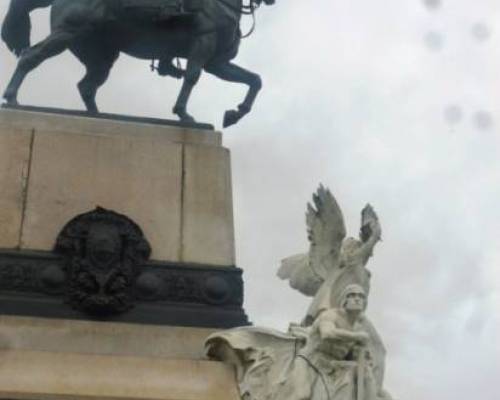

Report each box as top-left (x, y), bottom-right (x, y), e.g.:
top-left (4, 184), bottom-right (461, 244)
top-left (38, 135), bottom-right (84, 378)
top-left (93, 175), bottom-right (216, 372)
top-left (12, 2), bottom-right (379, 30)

top-left (173, 34), bottom-right (216, 123)
top-left (172, 58), bottom-right (203, 123)
top-left (77, 52), bottom-right (119, 113)
top-left (3, 30), bottom-right (75, 104)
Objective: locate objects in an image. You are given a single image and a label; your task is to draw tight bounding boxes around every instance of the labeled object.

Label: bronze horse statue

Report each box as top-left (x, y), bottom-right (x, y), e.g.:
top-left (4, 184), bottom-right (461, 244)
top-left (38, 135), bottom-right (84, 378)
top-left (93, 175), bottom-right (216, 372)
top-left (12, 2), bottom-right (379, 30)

top-left (1, 0), bottom-right (275, 127)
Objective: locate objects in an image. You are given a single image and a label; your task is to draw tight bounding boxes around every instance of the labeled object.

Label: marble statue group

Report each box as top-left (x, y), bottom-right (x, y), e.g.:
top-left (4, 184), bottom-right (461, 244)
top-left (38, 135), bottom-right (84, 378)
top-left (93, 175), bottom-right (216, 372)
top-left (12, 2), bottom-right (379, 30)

top-left (206, 186), bottom-right (393, 400)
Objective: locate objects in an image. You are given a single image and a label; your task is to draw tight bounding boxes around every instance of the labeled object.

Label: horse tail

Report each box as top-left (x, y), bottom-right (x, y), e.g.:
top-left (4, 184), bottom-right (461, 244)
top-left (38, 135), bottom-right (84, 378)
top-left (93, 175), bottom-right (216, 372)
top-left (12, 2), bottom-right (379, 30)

top-left (2, 0), bottom-right (54, 56)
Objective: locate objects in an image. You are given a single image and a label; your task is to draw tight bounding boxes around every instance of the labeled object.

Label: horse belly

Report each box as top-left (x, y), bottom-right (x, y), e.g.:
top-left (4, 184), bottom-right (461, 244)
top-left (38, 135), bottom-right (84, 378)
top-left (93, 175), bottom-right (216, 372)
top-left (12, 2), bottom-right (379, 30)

top-left (118, 26), bottom-right (192, 59)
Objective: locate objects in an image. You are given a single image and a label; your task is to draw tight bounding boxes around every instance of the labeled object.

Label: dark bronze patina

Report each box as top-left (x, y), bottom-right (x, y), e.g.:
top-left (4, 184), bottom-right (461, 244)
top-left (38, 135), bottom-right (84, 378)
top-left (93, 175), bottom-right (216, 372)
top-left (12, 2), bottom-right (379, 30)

top-left (55, 207), bottom-right (152, 316)
top-left (0, 207), bottom-right (248, 326)
top-left (1, 0), bottom-right (275, 127)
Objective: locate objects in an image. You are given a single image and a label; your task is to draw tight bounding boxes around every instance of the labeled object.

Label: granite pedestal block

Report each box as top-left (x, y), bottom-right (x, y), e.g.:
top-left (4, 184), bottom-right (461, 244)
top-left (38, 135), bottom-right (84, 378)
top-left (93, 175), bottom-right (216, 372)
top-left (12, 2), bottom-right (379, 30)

top-left (0, 107), bottom-right (235, 266)
top-left (0, 108), bottom-right (246, 400)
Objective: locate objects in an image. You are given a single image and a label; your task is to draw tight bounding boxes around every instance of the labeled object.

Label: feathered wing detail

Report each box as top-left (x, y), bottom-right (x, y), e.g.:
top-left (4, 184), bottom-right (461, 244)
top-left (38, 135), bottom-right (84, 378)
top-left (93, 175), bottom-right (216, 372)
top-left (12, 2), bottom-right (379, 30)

top-left (277, 185), bottom-right (346, 297)
top-left (306, 185), bottom-right (346, 278)
top-left (277, 253), bottom-right (323, 296)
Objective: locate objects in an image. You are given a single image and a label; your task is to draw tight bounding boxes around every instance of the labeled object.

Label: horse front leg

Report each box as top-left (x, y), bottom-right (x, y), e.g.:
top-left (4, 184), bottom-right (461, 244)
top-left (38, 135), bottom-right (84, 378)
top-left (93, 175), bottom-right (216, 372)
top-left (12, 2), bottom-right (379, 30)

top-left (205, 61), bottom-right (262, 128)
top-left (172, 60), bottom-right (202, 123)
top-left (172, 33), bottom-right (215, 123)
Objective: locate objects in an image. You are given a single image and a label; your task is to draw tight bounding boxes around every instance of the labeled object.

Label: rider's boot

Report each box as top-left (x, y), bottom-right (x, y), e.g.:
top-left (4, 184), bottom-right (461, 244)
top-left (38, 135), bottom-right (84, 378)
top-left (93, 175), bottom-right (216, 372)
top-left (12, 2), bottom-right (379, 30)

top-left (157, 59), bottom-right (185, 79)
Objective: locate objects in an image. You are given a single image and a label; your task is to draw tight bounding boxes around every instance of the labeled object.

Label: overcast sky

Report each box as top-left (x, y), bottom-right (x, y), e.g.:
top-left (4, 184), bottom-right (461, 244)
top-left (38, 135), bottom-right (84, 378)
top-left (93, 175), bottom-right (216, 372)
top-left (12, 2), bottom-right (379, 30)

top-left (1, 1), bottom-right (499, 399)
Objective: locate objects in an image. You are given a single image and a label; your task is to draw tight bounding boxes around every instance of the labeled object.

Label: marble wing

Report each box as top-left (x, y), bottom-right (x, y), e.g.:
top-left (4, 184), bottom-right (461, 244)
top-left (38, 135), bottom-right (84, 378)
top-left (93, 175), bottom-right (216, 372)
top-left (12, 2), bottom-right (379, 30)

top-left (277, 185), bottom-right (346, 296)
top-left (304, 204), bottom-right (381, 322)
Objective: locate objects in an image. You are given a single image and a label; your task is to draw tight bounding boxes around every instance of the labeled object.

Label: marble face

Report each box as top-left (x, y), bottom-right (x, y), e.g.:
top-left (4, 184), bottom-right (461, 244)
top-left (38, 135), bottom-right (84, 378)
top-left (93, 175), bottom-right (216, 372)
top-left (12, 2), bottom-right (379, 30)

top-left (341, 285), bottom-right (366, 312)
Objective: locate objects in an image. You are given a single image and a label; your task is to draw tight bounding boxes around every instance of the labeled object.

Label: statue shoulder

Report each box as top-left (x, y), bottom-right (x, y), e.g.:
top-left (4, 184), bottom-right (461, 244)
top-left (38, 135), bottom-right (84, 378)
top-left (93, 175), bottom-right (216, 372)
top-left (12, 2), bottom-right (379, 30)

top-left (315, 308), bottom-right (344, 324)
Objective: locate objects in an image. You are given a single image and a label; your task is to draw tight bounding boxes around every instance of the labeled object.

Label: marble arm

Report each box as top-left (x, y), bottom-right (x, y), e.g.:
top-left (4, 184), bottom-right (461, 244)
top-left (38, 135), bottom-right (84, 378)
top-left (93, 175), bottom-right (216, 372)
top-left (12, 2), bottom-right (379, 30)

top-left (355, 221), bottom-right (382, 264)
top-left (318, 320), bottom-right (368, 344)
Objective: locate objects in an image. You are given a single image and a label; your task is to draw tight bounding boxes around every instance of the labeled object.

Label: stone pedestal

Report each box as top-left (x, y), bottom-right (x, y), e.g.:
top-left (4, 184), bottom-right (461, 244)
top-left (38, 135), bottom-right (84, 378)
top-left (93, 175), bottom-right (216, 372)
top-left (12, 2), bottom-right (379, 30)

top-left (0, 107), bottom-right (234, 266)
top-left (0, 349), bottom-right (239, 400)
top-left (0, 107), bottom-right (246, 400)
top-left (0, 315), bottom-right (240, 400)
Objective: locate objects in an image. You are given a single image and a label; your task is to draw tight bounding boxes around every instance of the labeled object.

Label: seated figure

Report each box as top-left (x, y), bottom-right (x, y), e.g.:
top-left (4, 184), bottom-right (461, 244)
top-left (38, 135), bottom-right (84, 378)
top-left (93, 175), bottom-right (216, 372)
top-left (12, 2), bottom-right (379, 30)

top-left (206, 284), bottom-right (392, 400)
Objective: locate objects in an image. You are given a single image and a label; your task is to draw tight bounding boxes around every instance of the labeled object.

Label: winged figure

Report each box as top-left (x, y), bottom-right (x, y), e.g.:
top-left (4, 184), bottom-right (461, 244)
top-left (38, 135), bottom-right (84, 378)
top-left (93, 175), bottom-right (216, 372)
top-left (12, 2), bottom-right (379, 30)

top-left (206, 186), bottom-right (393, 400)
top-left (278, 185), bottom-right (382, 325)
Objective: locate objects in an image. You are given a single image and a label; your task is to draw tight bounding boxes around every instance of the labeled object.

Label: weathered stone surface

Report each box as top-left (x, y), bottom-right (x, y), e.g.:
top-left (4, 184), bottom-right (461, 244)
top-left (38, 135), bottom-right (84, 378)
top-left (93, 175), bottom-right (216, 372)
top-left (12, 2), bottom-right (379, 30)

top-left (0, 126), bottom-right (32, 249)
top-left (0, 315), bottom-right (216, 359)
top-left (0, 109), bottom-right (236, 266)
top-left (0, 107), bottom-right (222, 147)
top-left (0, 109), bottom-right (243, 400)
top-left (182, 145), bottom-right (235, 266)
top-left (0, 349), bottom-right (240, 400)
top-left (21, 129), bottom-right (183, 261)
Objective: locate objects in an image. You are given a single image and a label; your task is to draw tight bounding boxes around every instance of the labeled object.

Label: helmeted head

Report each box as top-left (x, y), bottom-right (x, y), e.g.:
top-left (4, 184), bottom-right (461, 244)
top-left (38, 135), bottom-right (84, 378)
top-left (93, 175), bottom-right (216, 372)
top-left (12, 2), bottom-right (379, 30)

top-left (340, 284), bottom-right (367, 312)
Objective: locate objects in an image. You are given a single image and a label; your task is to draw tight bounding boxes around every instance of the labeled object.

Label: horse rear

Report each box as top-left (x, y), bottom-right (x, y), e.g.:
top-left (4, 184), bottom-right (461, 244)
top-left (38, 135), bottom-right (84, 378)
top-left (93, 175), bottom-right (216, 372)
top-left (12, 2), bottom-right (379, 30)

top-left (2, 0), bottom-right (54, 55)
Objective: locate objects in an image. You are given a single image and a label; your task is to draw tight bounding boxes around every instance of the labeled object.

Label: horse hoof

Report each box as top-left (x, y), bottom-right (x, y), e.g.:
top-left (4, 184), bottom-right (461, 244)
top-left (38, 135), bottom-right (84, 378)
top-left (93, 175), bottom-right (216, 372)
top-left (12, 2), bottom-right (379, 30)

top-left (174, 110), bottom-right (195, 124)
top-left (3, 91), bottom-right (18, 106)
top-left (179, 114), bottom-right (195, 124)
top-left (85, 104), bottom-right (99, 114)
top-left (223, 110), bottom-right (242, 128)
top-left (183, 116), bottom-right (195, 124)
top-left (3, 97), bottom-right (18, 106)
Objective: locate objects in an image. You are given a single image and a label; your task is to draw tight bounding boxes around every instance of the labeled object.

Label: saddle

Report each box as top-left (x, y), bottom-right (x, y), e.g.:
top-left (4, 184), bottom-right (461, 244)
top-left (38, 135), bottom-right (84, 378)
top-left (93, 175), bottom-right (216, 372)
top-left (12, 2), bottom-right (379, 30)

top-left (121, 0), bottom-right (203, 20)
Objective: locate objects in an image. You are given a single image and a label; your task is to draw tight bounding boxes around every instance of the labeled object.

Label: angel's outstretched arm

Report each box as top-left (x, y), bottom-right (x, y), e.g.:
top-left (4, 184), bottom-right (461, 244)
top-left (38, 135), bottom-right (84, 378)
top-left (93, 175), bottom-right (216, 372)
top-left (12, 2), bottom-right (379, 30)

top-left (354, 204), bottom-right (382, 264)
top-left (362, 220), bottom-right (381, 255)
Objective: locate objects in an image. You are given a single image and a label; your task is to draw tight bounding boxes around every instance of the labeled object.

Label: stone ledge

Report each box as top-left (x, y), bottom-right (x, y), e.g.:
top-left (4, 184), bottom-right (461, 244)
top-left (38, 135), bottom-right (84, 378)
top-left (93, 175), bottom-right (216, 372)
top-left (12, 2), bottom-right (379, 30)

top-left (0, 250), bottom-right (248, 328)
top-left (0, 349), bottom-right (240, 400)
top-left (0, 315), bottom-right (216, 360)
top-left (0, 106), bottom-right (221, 147)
